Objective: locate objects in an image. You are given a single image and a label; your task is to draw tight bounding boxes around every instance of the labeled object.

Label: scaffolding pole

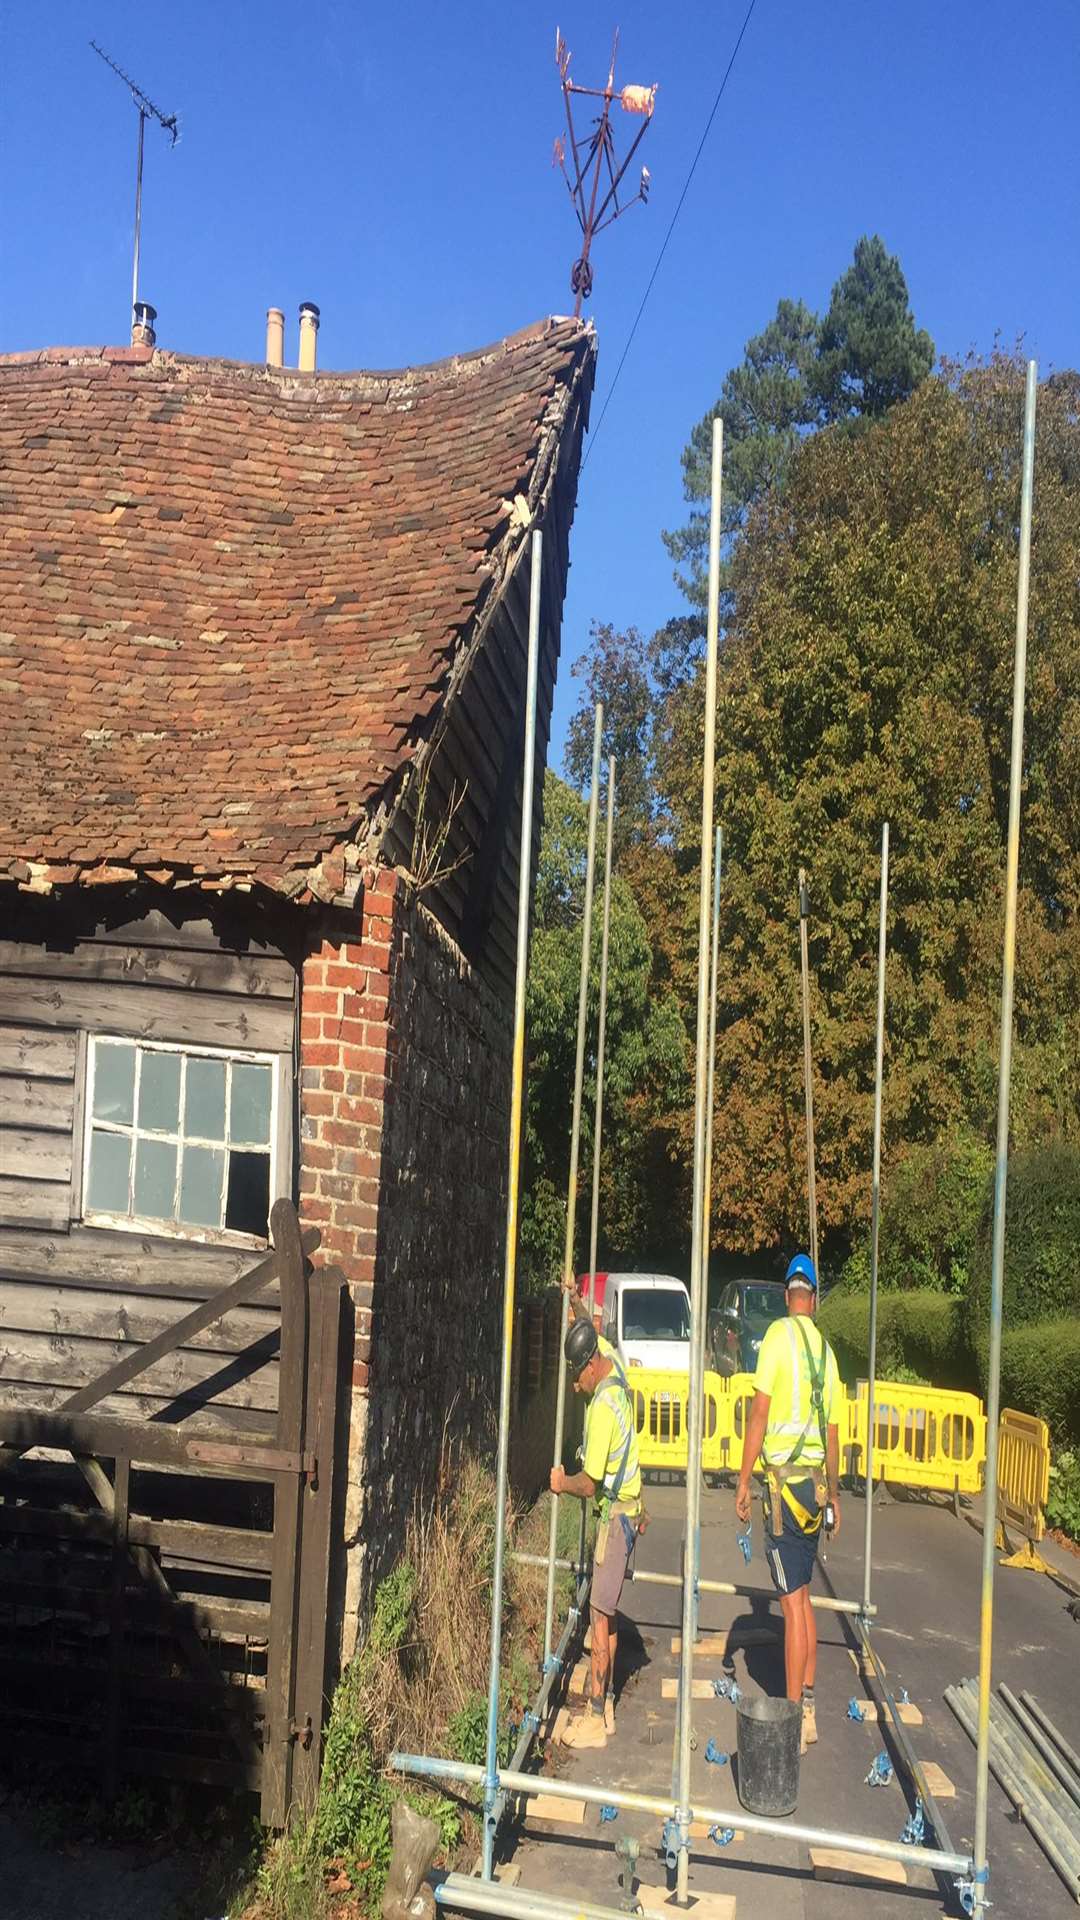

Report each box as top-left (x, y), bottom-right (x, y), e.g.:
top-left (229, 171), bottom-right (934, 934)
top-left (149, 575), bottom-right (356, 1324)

top-left (391, 1752), bottom-right (972, 1882)
top-left (481, 530), bottom-right (544, 1878)
top-left (586, 759), bottom-right (616, 1318)
top-left (702, 823), bottom-right (723, 1304)
top-left (673, 416), bottom-right (723, 1904)
top-left (798, 869), bottom-right (819, 1274)
top-left (543, 702), bottom-right (604, 1666)
top-left (861, 821), bottom-right (889, 1620)
top-left (972, 357), bottom-right (1038, 1915)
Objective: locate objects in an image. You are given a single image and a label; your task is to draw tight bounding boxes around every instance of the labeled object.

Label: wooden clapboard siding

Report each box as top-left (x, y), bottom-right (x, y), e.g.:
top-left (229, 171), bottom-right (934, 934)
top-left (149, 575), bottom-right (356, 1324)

top-left (0, 1377), bottom-right (277, 1437)
top-left (0, 978), bottom-right (292, 1051)
top-left (0, 907), bottom-right (296, 1433)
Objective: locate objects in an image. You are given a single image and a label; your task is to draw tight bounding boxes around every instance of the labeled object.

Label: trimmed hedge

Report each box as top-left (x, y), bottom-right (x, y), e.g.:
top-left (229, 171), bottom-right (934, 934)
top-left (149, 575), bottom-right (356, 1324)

top-left (999, 1317), bottom-right (1080, 1447)
top-left (818, 1288), bottom-right (971, 1389)
top-left (968, 1142), bottom-right (1080, 1366)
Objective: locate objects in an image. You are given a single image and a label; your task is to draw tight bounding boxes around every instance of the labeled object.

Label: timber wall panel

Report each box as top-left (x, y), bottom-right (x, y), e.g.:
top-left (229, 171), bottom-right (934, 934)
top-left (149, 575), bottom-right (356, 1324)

top-left (0, 911), bottom-right (296, 1430)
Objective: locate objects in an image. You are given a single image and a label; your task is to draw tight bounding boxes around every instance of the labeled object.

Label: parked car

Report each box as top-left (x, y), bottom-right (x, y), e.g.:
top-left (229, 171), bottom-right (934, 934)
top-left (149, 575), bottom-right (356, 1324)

top-left (708, 1278), bottom-right (788, 1376)
top-left (600, 1273), bottom-right (692, 1373)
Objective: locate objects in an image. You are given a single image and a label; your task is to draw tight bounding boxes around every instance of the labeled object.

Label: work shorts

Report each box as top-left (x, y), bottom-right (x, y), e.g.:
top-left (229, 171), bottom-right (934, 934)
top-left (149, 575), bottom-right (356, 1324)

top-left (591, 1507), bottom-right (637, 1617)
top-left (763, 1475), bottom-right (822, 1597)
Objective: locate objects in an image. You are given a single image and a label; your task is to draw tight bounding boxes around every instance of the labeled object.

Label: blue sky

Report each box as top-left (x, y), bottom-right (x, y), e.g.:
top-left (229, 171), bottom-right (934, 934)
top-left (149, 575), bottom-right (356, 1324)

top-left (4, 2), bottom-right (1078, 767)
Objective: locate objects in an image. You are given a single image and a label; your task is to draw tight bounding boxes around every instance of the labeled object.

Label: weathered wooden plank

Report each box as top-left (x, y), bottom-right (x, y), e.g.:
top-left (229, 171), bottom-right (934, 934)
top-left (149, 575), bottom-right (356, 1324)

top-left (0, 1074), bottom-right (75, 1131)
top-left (85, 907), bottom-right (287, 958)
top-left (0, 1278), bottom-right (278, 1354)
top-left (0, 1328), bottom-right (280, 1413)
top-left (0, 1126), bottom-right (73, 1182)
top-left (0, 1027), bottom-right (77, 1078)
top-left (0, 1176), bottom-right (71, 1231)
top-left (0, 1223), bottom-right (272, 1296)
top-left (810, 1849), bottom-right (907, 1887)
top-left (0, 1501), bottom-right (274, 1571)
top-left (0, 977), bottom-right (293, 1052)
top-left (0, 1383), bottom-right (277, 1443)
top-left (0, 941), bottom-right (296, 1000)
top-left (635, 1886), bottom-right (736, 1919)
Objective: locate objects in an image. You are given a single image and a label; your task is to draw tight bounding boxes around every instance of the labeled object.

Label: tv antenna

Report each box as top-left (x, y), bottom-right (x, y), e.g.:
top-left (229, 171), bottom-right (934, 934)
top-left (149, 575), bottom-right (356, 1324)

top-left (90, 41), bottom-right (179, 333)
top-left (552, 27), bottom-right (656, 315)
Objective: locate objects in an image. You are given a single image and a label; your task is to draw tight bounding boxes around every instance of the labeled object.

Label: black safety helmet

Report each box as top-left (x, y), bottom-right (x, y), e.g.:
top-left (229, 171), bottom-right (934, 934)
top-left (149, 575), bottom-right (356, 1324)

top-left (565, 1318), bottom-right (599, 1378)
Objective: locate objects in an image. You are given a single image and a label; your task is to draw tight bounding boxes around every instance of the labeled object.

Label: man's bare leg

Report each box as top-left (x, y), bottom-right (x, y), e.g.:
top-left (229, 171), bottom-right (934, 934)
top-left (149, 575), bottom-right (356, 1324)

top-left (590, 1605), bottom-right (612, 1705)
top-left (800, 1586), bottom-right (818, 1745)
top-left (779, 1590), bottom-right (808, 1700)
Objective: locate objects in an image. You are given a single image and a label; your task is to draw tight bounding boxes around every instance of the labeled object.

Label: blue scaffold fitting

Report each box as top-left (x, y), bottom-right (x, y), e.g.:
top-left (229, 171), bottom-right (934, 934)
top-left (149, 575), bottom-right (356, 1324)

top-left (522, 1709), bottom-right (541, 1734)
top-left (847, 1697), bottom-right (866, 1722)
top-left (898, 1686), bottom-right (910, 1706)
top-left (704, 1740), bottom-right (729, 1766)
top-left (713, 1675), bottom-right (742, 1703)
top-left (865, 1751), bottom-right (893, 1788)
top-left (543, 1653), bottom-right (563, 1677)
top-left (568, 1605), bottom-right (582, 1625)
top-left (955, 1879), bottom-right (978, 1916)
top-left (737, 1525), bottom-right (752, 1567)
top-left (599, 1806), bottom-right (618, 1824)
top-left (661, 1819), bottom-right (685, 1870)
top-left (710, 1827), bottom-right (736, 1848)
top-left (901, 1798), bottom-right (926, 1848)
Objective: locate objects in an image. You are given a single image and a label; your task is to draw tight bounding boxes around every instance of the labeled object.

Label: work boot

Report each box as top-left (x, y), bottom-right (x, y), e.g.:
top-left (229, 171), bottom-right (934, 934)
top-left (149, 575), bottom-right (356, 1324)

top-left (801, 1695), bottom-right (817, 1751)
top-left (604, 1691), bottom-right (616, 1736)
top-left (562, 1705), bottom-right (608, 1751)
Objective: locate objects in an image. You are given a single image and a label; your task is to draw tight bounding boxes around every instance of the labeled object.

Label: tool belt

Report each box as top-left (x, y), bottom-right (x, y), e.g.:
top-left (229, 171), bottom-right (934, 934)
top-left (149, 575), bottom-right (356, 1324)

top-left (594, 1499), bottom-right (647, 1571)
top-left (762, 1461), bottom-right (827, 1538)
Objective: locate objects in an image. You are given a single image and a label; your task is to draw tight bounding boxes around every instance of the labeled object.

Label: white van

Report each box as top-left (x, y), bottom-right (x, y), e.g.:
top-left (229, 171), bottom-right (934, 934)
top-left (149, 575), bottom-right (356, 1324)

top-left (600, 1273), bottom-right (692, 1374)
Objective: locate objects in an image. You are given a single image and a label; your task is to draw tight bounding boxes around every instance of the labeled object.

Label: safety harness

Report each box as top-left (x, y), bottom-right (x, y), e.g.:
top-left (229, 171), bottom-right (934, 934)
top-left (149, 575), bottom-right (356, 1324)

top-left (592, 1356), bottom-right (635, 1515)
top-left (763, 1318), bottom-right (833, 1538)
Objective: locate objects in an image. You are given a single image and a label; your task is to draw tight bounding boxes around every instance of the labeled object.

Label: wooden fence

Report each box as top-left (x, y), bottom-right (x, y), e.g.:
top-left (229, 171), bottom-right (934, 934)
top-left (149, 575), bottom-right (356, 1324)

top-left (0, 1200), bottom-right (343, 1825)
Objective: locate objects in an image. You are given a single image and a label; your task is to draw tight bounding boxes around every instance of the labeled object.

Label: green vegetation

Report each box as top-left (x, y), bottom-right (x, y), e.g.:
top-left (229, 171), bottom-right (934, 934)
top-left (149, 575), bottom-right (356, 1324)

top-left (968, 1142), bottom-right (1080, 1370)
top-left (246, 1457), bottom-right (562, 1918)
top-left (817, 1288), bottom-right (966, 1389)
top-left (1045, 1448), bottom-right (1080, 1540)
top-left (999, 1317), bottom-right (1080, 1449)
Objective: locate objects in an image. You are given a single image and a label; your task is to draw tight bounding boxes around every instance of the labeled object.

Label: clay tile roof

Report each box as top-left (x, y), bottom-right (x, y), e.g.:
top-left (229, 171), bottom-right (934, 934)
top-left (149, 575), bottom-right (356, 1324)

top-left (0, 318), bottom-right (595, 897)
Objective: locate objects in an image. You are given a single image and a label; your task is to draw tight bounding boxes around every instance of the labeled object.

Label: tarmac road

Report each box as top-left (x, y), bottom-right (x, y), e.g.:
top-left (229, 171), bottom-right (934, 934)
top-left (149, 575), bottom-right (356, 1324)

top-left (507, 1478), bottom-right (1080, 1920)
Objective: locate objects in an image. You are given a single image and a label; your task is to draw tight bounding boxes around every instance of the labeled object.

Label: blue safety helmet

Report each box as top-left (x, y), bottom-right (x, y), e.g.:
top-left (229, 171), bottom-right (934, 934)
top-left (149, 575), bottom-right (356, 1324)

top-left (785, 1252), bottom-right (818, 1292)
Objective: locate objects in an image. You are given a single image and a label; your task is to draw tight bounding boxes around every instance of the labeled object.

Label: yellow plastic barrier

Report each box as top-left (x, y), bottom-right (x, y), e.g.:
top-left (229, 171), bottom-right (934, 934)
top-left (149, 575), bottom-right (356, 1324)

top-left (628, 1366), bottom-right (988, 1502)
top-left (849, 1382), bottom-right (986, 1497)
top-left (997, 1407), bottom-right (1050, 1558)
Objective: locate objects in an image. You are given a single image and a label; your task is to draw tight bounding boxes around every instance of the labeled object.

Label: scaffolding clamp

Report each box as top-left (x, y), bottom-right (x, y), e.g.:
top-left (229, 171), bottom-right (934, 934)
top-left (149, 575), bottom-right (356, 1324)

top-left (662, 1815), bottom-right (689, 1871)
top-left (543, 1653), bottom-right (563, 1677)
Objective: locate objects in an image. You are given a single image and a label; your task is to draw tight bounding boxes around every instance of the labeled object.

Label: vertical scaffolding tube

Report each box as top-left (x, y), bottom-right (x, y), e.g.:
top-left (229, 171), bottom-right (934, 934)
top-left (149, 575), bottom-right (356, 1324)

top-left (675, 417), bottom-right (723, 1904)
top-left (543, 703), bottom-right (604, 1666)
top-left (861, 822), bottom-right (889, 1620)
top-left (131, 106), bottom-right (146, 324)
top-left (798, 869), bottom-right (819, 1275)
top-left (482, 531), bottom-right (544, 1878)
top-left (702, 828), bottom-right (723, 1284)
top-left (586, 761), bottom-right (616, 1319)
top-left (973, 358), bottom-right (1038, 1912)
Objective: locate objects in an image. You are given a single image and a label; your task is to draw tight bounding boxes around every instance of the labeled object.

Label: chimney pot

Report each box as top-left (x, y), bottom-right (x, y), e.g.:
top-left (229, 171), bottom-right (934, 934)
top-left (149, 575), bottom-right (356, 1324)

top-left (131, 301), bottom-right (157, 349)
top-left (298, 301), bottom-right (320, 373)
top-left (266, 307), bottom-right (285, 369)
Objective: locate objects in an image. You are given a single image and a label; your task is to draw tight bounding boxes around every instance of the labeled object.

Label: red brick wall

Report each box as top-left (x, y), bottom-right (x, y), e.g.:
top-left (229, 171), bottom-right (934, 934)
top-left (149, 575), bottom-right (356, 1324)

top-left (299, 865), bottom-right (509, 1650)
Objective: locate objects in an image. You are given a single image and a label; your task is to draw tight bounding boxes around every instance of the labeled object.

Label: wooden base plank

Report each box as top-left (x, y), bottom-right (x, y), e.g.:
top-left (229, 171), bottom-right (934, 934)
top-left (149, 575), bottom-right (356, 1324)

top-left (671, 1628), bottom-right (779, 1655)
top-left (920, 1761), bottom-right (955, 1798)
top-left (662, 1676), bottom-right (715, 1700)
top-left (810, 1848), bottom-right (907, 1887)
top-left (636, 1883), bottom-right (737, 1918)
top-left (523, 1792), bottom-right (587, 1825)
top-left (567, 1656), bottom-right (591, 1696)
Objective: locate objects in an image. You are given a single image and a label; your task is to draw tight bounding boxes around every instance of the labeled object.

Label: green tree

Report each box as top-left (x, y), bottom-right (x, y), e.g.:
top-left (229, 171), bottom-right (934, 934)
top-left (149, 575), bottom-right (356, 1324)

top-left (663, 236), bottom-right (934, 607)
top-left (654, 355), bottom-right (1080, 1254)
top-left (521, 773), bottom-right (689, 1284)
top-left (564, 623), bottom-right (654, 853)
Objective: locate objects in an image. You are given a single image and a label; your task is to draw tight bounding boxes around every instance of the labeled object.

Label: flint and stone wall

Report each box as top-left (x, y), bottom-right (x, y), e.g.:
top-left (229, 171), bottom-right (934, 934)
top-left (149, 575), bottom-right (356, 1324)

top-left (299, 866), bottom-right (510, 1654)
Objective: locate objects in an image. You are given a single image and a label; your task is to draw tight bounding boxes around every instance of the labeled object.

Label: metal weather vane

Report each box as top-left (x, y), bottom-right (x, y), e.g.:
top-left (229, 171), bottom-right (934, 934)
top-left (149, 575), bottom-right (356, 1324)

top-left (553, 27), bottom-right (656, 315)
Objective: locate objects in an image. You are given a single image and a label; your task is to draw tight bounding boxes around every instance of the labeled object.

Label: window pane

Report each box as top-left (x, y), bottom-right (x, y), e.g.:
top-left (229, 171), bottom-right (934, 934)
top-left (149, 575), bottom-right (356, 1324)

top-left (178, 1144), bottom-right (225, 1228)
top-left (225, 1150), bottom-right (271, 1237)
top-left (92, 1042), bottom-right (135, 1125)
top-left (87, 1129), bottom-right (131, 1213)
top-left (230, 1063), bottom-right (272, 1146)
top-left (185, 1057), bottom-right (226, 1141)
top-left (133, 1137), bottom-right (177, 1221)
top-left (138, 1050), bottom-right (181, 1134)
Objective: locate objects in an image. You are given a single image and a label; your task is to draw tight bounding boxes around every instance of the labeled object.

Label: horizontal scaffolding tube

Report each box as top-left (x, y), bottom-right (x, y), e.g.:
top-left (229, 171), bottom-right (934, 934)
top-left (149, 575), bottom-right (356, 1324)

top-left (947, 1687), bottom-right (1080, 1900)
top-left (999, 1685), bottom-right (1080, 1812)
top-left (389, 1753), bottom-right (972, 1879)
top-left (513, 1550), bottom-right (874, 1616)
top-left (436, 1873), bottom-right (657, 1920)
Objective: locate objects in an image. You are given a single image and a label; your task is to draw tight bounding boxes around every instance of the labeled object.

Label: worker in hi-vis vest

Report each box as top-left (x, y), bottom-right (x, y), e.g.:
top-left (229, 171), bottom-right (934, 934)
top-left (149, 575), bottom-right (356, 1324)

top-left (549, 1280), bottom-right (646, 1750)
top-left (735, 1253), bottom-right (841, 1752)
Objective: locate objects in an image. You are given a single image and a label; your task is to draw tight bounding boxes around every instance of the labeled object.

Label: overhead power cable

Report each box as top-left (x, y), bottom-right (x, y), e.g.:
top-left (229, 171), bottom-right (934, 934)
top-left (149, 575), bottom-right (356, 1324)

top-left (580, 0), bottom-right (759, 471)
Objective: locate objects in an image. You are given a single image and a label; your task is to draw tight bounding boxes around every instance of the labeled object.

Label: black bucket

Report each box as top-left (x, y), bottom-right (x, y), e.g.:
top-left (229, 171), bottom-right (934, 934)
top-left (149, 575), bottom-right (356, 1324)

top-left (735, 1694), bottom-right (802, 1816)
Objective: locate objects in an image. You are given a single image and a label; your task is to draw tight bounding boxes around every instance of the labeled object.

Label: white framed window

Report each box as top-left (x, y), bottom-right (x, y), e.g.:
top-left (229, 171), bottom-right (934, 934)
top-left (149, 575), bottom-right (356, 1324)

top-left (82, 1036), bottom-right (280, 1244)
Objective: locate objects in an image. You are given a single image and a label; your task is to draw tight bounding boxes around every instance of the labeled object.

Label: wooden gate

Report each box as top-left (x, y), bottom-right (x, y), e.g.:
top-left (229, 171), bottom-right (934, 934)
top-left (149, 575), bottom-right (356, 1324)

top-left (0, 1200), bottom-right (343, 1825)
